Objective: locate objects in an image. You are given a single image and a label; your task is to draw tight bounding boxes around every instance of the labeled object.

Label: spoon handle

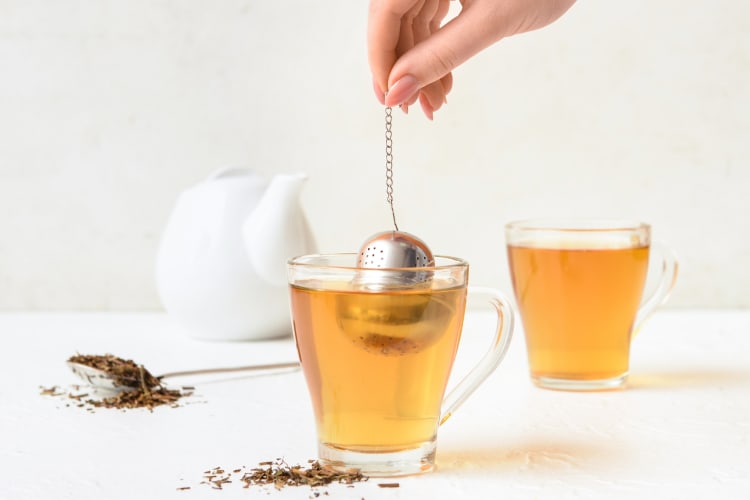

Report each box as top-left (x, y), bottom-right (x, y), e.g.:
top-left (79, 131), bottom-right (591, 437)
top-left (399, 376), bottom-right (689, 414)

top-left (158, 361), bottom-right (300, 380)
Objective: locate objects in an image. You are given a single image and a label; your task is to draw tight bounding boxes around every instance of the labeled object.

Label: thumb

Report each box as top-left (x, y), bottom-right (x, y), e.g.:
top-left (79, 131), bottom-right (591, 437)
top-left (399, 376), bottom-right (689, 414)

top-left (385, 4), bottom-right (505, 102)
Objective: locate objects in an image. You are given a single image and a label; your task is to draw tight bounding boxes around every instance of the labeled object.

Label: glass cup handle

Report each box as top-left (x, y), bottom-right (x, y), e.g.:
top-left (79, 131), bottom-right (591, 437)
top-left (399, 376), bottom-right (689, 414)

top-left (439, 286), bottom-right (514, 426)
top-left (633, 241), bottom-right (679, 336)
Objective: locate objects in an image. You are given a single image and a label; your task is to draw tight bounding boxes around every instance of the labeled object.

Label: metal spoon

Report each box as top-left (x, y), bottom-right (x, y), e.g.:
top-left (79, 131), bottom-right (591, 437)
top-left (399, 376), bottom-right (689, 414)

top-left (68, 359), bottom-right (300, 394)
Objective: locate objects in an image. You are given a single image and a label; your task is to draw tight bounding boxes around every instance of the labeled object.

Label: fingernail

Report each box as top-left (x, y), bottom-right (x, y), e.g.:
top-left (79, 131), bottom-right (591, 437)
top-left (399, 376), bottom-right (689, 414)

top-left (372, 79), bottom-right (385, 105)
top-left (400, 103), bottom-right (409, 114)
top-left (419, 94), bottom-right (434, 121)
top-left (385, 75), bottom-right (419, 107)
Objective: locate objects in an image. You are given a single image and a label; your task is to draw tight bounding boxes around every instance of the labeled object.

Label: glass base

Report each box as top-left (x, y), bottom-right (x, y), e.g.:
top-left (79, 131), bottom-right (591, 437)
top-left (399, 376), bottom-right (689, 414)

top-left (532, 372), bottom-right (628, 391)
top-left (318, 440), bottom-right (437, 477)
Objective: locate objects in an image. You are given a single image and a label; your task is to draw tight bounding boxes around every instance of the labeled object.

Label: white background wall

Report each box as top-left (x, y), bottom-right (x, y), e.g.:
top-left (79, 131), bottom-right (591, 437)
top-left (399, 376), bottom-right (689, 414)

top-left (1, 0), bottom-right (748, 310)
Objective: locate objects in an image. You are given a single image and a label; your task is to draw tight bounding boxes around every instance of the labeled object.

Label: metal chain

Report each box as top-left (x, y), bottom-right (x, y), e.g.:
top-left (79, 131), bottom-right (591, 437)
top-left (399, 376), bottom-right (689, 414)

top-left (384, 106), bottom-right (399, 231)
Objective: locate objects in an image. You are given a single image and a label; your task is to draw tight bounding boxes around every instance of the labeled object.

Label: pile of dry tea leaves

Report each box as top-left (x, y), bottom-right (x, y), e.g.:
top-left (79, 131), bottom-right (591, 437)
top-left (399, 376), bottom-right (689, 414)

top-left (40, 353), bottom-right (193, 411)
top-left (186, 459), bottom-right (373, 493)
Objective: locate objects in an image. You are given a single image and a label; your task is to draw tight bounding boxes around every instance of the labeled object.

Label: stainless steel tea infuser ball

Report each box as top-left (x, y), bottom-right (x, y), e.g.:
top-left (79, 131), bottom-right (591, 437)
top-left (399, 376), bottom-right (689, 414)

top-left (356, 106), bottom-right (434, 278)
top-left (357, 230), bottom-right (433, 269)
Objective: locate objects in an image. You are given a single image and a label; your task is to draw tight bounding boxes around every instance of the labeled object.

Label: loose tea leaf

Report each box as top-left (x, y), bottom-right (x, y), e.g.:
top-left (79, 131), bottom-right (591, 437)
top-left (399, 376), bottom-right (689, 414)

top-left (68, 353), bottom-right (161, 389)
top-left (39, 386), bottom-right (65, 397)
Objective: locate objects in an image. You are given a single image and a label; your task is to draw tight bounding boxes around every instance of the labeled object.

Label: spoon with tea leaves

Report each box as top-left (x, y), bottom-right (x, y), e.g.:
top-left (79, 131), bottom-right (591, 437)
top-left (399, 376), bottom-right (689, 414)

top-left (67, 353), bottom-right (300, 394)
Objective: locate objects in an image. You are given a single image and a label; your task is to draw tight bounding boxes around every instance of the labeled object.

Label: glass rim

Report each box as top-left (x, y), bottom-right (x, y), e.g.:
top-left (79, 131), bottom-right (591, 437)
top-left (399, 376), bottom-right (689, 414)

top-left (288, 252), bottom-right (468, 271)
top-left (505, 218), bottom-right (651, 233)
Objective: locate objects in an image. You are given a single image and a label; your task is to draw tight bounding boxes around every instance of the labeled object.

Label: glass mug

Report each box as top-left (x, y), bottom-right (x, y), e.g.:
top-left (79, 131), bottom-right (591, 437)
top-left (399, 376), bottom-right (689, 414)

top-left (287, 254), bottom-right (514, 476)
top-left (505, 219), bottom-right (678, 391)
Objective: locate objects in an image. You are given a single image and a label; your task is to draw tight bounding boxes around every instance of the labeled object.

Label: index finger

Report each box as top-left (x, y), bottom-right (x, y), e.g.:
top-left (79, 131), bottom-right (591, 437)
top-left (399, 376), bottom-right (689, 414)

top-left (367, 0), bottom-right (420, 98)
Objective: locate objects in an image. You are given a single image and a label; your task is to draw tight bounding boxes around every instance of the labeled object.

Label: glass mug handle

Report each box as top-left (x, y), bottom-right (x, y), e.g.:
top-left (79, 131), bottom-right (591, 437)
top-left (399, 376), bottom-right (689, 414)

top-left (633, 241), bottom-right (679, 335)
top-left (440, 286), bottom-right (514, 425)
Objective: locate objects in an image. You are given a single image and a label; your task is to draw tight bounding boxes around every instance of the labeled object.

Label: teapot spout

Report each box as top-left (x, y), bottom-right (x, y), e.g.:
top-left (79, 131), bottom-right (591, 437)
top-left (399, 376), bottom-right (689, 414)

top-left (243, 173), bottom-right (317, 286)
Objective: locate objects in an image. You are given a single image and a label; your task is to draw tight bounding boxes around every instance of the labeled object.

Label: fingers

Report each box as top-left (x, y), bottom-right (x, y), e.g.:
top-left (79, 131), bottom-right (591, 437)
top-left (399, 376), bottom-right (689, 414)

top-left (368, 0), bottom-right (422, 103)
top-left (369, 0), bottom-right (577, 119)
top-left (381, 0), bottom-right (457, 117)
top-left (409, 0), bottom-right (446, 118)
top-left (369, 0), bottom-right (454, 118)
top-left (386, 2), bottom-right (500, 109)
top-left (428, 0), bottom-right (454, 108)
top-left (385, 0), bottom-right (578, 101)
top-left (391, 1), bottom-right (426, 113)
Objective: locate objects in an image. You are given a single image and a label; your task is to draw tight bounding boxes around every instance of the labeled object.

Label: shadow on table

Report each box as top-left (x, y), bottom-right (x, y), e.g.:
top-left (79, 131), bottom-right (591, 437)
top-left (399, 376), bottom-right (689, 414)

top-left (437, 438), bottom-right (612, 474)
top-left (628, 369), bottom-right (750, 390)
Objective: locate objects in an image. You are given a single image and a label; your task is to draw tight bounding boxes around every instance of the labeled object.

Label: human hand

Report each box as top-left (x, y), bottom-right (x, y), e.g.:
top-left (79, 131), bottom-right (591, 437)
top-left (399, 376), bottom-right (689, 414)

top-left (367, 0), bottom-right (576, 119)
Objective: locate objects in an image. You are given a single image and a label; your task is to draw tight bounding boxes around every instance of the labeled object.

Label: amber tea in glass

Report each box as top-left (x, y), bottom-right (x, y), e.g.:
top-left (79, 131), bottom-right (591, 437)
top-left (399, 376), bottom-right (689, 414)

top-left (505, 219), bottom-right (678, 391)
top-left (288, 254), bottom-right (514, 476)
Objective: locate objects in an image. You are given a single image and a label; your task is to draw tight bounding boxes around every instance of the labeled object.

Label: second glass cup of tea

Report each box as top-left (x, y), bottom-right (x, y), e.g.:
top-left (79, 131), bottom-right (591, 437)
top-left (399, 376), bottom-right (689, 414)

top-left (287, 253), bottom-right (514, 477)
top-left (505, 219), bottom-right (678, 391)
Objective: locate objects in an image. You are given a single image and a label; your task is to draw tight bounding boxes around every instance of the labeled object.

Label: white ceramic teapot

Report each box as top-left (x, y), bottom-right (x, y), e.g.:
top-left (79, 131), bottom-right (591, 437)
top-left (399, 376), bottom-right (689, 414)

top-left (156, 167), bottom-right (317, 340)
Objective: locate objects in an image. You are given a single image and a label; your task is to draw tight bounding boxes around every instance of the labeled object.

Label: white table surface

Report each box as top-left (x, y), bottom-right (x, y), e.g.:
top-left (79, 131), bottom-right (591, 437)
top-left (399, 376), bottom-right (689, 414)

top-left (1, 310), bottom-right (749, 500)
